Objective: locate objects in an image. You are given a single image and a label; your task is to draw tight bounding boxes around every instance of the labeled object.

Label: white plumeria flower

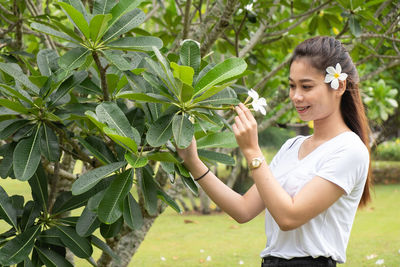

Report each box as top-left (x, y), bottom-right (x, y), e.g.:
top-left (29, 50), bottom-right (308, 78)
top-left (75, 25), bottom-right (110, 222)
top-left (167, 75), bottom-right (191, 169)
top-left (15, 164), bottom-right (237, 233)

top-left (248, 89), bottom-right (267, 115)
top-left (206, 256), bottom-right (212, 261)
top-left (160, 256), bottom-right (166, 261)
top-left (239, 260), bottom-right (244, 264)
top-left (324, 63), bottom-right (348, 90)
top-left (375, 259), bottom-right (384, 265)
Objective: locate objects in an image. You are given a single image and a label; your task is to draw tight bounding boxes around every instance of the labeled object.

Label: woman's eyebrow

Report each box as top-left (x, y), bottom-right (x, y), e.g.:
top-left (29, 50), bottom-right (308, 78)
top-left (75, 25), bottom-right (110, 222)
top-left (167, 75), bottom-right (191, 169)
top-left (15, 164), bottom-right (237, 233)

top-left (289, 77), bottom-right (315, 82)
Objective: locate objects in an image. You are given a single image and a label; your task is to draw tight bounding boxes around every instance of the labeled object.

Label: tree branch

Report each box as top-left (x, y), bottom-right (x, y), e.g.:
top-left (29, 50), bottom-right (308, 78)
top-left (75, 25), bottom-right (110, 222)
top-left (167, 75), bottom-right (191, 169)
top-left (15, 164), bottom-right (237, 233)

top-left (182, 0), bottom-right (192, 40)
top-left (360, 59), bottom-right (400, 82)
top-left (92, 51), bottom-right (110, 101)
top-left (200, 0), bottom-right (239, 56)
top-left (258, 102), bottom-right (293, 132)
top-left (253, 56), bottom-right (292, 90)
top-left (0, 3), bottom-right (13, 15)
top-left (44, 162), bottom-right (77, 181)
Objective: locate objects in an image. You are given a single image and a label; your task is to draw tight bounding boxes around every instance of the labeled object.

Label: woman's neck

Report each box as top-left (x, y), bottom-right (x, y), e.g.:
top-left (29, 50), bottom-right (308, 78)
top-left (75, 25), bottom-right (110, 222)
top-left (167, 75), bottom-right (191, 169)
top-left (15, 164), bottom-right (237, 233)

top-left (312, 111), bottom-right (350, 142)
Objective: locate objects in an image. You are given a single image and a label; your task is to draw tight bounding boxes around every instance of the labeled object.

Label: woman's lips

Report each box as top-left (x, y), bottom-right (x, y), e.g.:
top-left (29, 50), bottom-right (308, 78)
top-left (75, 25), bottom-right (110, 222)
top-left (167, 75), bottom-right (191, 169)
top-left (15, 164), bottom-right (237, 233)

top-left (296, 106), bottom-right (310, 114)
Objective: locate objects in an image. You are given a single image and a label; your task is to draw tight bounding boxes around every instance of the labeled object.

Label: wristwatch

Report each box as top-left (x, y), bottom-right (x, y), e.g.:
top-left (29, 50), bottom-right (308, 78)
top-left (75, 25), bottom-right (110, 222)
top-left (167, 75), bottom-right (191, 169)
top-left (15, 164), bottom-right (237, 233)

top-left (249, 156), bottom-right (265, 170)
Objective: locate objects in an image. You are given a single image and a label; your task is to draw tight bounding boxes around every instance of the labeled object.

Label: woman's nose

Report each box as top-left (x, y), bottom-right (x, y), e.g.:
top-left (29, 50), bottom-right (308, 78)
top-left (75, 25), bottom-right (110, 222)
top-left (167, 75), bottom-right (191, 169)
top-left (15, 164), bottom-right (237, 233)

top-left (291, 91), bottom-right (303, 102)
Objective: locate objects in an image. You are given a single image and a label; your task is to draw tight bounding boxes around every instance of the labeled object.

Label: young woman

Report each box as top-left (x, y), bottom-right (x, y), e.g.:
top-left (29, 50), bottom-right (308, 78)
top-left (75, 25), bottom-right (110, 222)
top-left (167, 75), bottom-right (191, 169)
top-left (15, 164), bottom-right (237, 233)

top-left (177, 36), bottom-right (371, 266)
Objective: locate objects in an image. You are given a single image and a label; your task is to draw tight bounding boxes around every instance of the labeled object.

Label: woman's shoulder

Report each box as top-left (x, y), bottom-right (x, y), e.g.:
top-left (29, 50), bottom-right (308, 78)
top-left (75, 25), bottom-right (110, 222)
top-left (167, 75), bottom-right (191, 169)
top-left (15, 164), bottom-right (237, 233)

top-left (328, 131), bottom-right (369, 161)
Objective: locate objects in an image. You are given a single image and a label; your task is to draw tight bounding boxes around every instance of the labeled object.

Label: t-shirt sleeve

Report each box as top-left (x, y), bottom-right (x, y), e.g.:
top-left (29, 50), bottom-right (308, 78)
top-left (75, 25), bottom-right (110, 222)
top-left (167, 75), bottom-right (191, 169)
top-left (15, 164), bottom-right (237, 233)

top-left (315, 143), bottom-right (369, 195)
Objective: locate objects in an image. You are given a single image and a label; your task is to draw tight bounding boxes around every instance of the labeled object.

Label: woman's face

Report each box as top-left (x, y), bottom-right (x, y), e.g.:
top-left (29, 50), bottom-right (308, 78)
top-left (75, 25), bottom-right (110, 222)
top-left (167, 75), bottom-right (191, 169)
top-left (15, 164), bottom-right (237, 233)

top-left (289, 58), bottom-right (341, 122)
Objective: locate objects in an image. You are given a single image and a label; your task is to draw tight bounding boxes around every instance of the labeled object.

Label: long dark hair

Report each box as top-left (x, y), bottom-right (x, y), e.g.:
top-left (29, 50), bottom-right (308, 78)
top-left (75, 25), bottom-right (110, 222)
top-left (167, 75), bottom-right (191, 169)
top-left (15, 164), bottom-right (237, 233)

top-left (290, 36), bottom-right (372, 207)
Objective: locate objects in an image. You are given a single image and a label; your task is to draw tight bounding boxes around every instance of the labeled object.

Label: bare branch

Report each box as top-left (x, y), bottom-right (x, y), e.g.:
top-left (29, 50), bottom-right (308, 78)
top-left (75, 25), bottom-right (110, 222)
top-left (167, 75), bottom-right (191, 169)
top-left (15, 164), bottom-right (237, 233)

top-left (360, 59), bottom-right (400, 82)
top-left (0, 3), bottom-right (13, 15)
top-left (258, 102), bottom-right (293, 132)
top-left (92, 51), bottom-right (110, 101)
top-left (253, 56), bottom-right (292, 90)
top-left (200, 0), bottom-right (239, 56)
top-left (144, 2), bottom-right (160, 22)
top-left (44, 162), bottom-right (77, 181)
top-left (182, 0), bottom-right (192, 40)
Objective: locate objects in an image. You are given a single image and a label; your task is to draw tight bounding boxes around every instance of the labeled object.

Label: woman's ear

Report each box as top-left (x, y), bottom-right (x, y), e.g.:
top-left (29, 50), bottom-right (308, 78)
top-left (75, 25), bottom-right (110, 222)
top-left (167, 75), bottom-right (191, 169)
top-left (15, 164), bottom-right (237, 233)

top-left (336, 80), bottom-right (346, 97)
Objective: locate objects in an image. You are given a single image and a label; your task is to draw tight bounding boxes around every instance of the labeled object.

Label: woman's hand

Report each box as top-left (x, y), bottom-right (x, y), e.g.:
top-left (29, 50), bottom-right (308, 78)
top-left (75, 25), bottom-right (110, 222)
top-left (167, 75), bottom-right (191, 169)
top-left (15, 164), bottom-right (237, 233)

top-left (176, 137), bottom-right (200, 166)
top-left (232, 103), bottom-right (262, 161)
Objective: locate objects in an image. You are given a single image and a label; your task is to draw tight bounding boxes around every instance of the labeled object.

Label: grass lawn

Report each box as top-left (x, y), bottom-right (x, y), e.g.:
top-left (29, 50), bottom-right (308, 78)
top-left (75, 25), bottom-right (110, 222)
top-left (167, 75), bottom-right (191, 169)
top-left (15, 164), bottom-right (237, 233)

top-left (1, 180), bottom-right (399, 266)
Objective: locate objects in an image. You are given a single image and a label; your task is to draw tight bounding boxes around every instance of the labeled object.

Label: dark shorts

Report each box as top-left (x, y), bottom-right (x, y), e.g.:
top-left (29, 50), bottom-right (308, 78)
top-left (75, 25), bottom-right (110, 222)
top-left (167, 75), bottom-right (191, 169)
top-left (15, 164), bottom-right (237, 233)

top-left (261, 256), bottom-right (337, 267)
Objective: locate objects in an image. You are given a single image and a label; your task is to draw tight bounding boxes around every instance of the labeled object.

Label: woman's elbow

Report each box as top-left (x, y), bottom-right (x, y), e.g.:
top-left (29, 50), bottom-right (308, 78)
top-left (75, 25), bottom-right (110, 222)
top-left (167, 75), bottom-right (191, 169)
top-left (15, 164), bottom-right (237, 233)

top-left (277, 218), bottom-right (302, 231)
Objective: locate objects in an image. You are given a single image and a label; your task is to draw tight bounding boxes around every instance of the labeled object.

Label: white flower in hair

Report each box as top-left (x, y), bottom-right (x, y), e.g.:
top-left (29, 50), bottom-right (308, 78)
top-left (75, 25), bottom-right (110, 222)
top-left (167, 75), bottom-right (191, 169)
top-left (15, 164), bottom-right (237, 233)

top-left (324, 63), bottom-right (348, 90)
top-left (248, 89), bottom-right (267, 115)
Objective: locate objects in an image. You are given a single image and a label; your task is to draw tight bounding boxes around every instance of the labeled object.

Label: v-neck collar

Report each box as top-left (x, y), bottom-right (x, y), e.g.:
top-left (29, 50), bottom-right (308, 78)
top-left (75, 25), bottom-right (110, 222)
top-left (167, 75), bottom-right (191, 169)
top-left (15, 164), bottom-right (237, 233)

top-left (296, 131), bottom-right (353, 162)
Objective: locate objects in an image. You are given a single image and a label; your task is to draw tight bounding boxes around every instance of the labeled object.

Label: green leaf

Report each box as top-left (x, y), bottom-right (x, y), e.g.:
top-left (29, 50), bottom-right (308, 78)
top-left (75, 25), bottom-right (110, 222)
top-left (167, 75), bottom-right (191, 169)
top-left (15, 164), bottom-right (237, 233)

top-left (349, 15), bottom-right (362, 37)
top-left (0, 99), bottom-right (29, 114)
top-left (107, 36), bottom-right (163, 51)
top-left (96, 102), bottom-right (135, 140)
top-left (98, 169), bottom-right (133, 224)
top-left (172, 114), bottom-right (194, 149)
top-left (195, 86), bottom-right (239, 105)
top-left (40, 124), bottom-right (60, 162)
top-left (0, 119), bottom-right (29, 139)
top-left (157, 189), bottom-right (181, 213)
top-left (198, 149), bottom-right (235, 165)
top-left (103, 126), bottom-right (138, 153)
top-left (123, 193), bottom-right (143, 230)
top-left (100, 217), bottom-right (123, 238)
top-left (197, 131), bottom-right (238, 149)
top-left (180, 82), bottom-right (194, 102)
top-left (102, 50), bottom-right (132, 71)
top-left (93, 0), bottom-right (117, 15)
top-left (89, 14), bottom-right (112, 42)
top-left (139, 168), bottom-right (158, 216)
top-left (0, 143), bottom-right (15, 178)
top-left (180, 175), bottom-right (198, 196)
top-left (0, 186), bottom-right (18, 229)
top-left (146, 114), bottom-right (174, 147)
top-left (36, 246), bottom-right (73, 267)
top-left (170, 62), bottom-right (194, 85)
top-left (125, 152), bottom-right (148, 168)
top-left (21, 201), bottom-right (40, 232)
top-left (37, 49), bottom-right (59, 77)
top-left (61, 0), bottom-right (90, 22)
top-left (55, 225), bottom-right (93, 258)
top-left (194, 58), bottom-right (247, 96)
top-left (78, 136), bottom-right (116, 165)
top-left (58, 2), bottom-right (90, 39)
top-left (146, 152), bottom-right (180, 163)
top-left (108, 0), bottom-right (145, 26)
top-left (76, 207), bottom-right (101, 237)
top-left (13, 125), bottom-right (42, 181)
top-left (0, 62), bottom-right (40, 94)
top-left (58, 47), bottom-right (90, 71)
top-left (103, 9), bottom-right (145, 43)
top-left (152, 47), bottom-right (179, 95)
top-left (0, 83), bottom-right (34, 105)
top-left (116, 92), bottom-right (171, 104)
top-left (28, 164), bottom-right (48, 212)
top-left (49, 71), bottom-right (87, 106)
top-left (90, 235), bottom-right (121, 263)
top-left (0, 225), bottom-right (41, 266)
top-left (30, 22), bottom-right (80, 43)
top-left (71, 161), bottom-right (126, 195)
top-left (85, 110), bottom-right (107, 130)
top-left (180, 39), bottom-right (201, 74)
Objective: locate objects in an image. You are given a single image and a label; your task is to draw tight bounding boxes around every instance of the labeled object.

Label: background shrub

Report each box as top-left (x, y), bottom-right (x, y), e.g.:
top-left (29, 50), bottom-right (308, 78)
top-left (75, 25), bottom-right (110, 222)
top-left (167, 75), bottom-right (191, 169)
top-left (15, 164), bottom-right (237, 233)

top-left (373, 139), bottom-right (400, 161)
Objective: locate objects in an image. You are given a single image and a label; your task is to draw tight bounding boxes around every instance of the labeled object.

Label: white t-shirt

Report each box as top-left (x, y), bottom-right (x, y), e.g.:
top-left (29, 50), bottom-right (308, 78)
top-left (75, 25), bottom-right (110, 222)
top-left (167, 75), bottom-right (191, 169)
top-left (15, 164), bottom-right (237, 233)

top-left (260, 131), bottom-right (369, 263)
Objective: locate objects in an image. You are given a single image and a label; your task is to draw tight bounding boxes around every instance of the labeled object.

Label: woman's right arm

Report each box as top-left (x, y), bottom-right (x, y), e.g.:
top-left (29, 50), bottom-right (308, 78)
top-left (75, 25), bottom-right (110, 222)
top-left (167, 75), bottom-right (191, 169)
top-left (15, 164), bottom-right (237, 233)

top-left (177, 139), bottom-right (265, 223)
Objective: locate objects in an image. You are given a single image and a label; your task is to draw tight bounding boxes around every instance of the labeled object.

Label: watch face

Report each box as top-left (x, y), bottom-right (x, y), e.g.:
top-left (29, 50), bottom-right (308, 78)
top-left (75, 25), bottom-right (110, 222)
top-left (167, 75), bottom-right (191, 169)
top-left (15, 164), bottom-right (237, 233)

top-left (252, 159), bottom-right (261, 168)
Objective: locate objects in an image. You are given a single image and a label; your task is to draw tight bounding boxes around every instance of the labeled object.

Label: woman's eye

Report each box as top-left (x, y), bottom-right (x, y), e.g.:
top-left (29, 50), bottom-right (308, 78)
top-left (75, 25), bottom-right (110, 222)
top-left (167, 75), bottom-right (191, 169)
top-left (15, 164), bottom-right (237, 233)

top-left (289, 84), bottom-right (295, 89)
top-left (303, 85), bottom-right (312, 89)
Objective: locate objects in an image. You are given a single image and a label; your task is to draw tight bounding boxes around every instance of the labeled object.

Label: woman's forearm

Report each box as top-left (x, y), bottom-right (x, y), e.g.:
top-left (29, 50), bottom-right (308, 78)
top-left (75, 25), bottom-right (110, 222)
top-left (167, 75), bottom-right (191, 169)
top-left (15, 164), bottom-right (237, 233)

top-left (183, 158), bottom-right (259, 223)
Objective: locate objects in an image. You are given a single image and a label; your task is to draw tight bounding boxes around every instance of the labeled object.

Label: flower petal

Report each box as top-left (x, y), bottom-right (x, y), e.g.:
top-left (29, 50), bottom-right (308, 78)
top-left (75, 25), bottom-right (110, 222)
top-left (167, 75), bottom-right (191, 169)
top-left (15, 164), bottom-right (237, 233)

top-left (331, 78), bottom-right (339, 90)
top-left (326, 66), bottom-right (336, 75)
top-left (259, 106), bottom-right (266, 115)
top-left (248, 89), bottom-right (259, 100)
top-left (324, 74), bottom-right (334, 83)
top-left (338, 73), bottom-right (348, 81)
top-left (258, 98), bottom-right (267, 107)
top-left (251, 101), bottom-right (260, 112)
top-left (336, 63), bottom-right (342, 74)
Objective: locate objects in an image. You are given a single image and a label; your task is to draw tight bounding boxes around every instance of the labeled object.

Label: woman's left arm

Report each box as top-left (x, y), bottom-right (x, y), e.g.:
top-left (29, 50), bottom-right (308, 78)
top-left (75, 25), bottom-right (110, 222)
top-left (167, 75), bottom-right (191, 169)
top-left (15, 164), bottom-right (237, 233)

top-left (232, 103), bottom-right (345, 231)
